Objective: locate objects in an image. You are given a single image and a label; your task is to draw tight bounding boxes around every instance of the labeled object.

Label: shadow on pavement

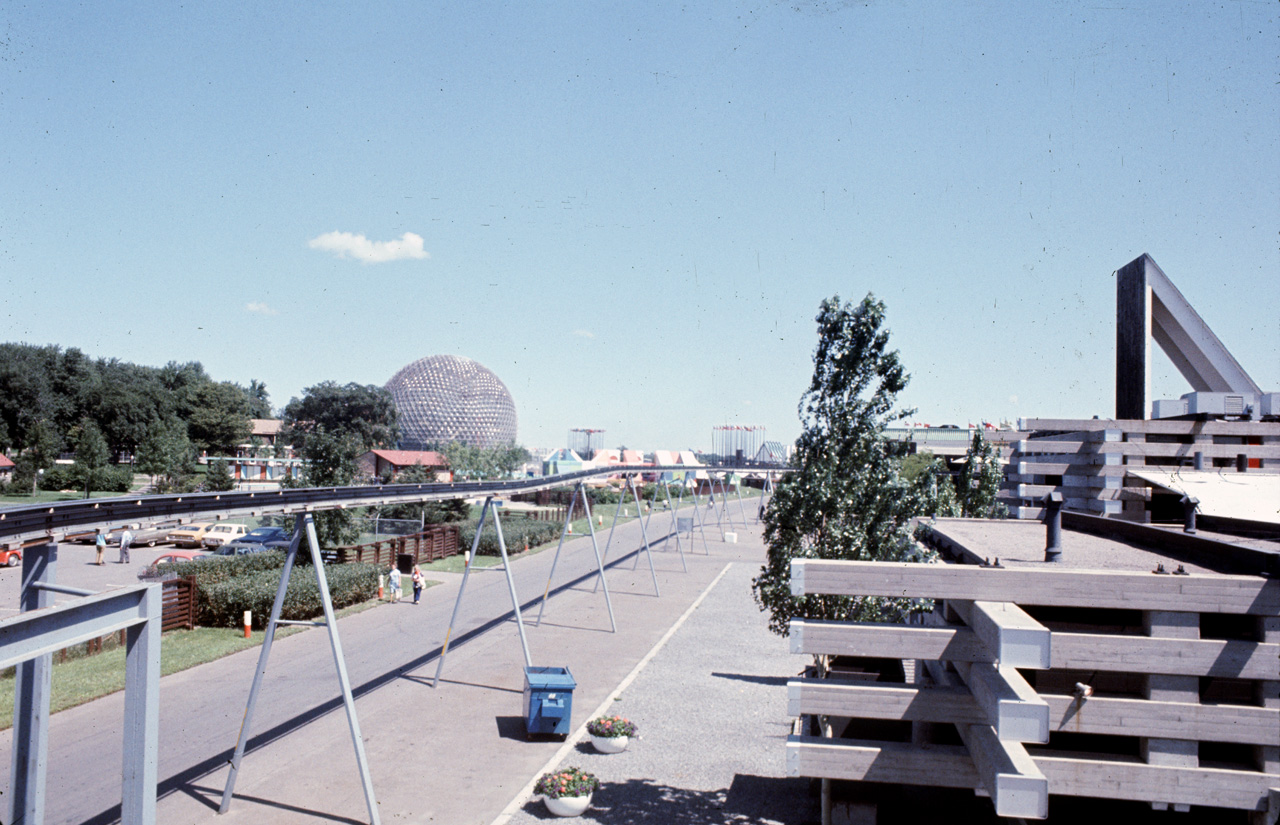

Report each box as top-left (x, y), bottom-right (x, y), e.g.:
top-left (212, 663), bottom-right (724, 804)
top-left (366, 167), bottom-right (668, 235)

top-left (710, 671), bottom-right (791, 687)
top-left (519, 775), bottom-right (819, 824)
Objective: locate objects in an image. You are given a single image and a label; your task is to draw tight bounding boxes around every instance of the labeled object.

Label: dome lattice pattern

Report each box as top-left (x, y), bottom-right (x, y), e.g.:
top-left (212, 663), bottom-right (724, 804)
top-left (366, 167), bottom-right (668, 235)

top-left (385, 355), bottom-right (518, 450)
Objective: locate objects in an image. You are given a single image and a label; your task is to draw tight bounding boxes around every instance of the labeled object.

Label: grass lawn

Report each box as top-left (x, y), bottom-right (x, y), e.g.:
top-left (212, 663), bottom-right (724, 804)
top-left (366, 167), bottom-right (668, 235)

top-left (0, 585), bottom-right (435, 730)
top-left (0, 489), bottom-right (141, 507)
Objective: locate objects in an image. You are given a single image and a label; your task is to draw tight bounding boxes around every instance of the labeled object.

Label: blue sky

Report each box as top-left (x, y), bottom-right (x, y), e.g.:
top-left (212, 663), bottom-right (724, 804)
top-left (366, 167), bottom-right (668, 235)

top-left (3, 1), bottom-right (1276, 451)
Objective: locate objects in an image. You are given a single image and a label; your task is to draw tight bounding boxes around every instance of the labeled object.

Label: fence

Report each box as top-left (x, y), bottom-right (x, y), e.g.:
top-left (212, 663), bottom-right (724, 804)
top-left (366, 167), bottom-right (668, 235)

top-left (327, 524), bottom-right (461, 567)
top-left (41, 576), bottom-right (196, 665)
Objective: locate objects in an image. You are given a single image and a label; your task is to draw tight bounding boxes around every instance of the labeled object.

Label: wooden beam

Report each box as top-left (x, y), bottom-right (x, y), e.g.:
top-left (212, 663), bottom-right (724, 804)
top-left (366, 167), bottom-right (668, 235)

top-left (787, 678), bottom-right (983, 724)
top-left (1035, 755), bottom-right (1275, 812)
top-left (957, 723), bottom-right (1049, 819)
top-left (1052, 632), bottom-right (1279, 679)
top-left (786, 735), bottom-right (979, 789)
top-left (1044, 694), bottom-right (1279, 746)
top-left (948, 599), bottom-right (1051, 669)
top-left (790, 619), bottom-right (991, 663)
top-left (790, 559), bottom-right (1280, 615)
top-left (955, 660), bottom-right (1049, 744)
top-left (788, 737), bottom-right (1276, 812)
top-left (789, 680), bottom-right (1280, 748)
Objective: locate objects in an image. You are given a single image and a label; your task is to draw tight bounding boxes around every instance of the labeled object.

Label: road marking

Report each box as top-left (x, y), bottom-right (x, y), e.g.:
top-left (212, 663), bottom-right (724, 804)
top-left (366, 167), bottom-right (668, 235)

top-left (490, 561), bottom-right (735, 825)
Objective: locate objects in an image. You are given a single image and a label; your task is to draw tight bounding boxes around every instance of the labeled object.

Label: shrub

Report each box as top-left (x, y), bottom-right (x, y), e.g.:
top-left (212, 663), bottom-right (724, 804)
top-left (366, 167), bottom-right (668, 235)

top-left (37, 464), bottom-right (131, 492)
top-left (166, 553), bottom-right (379, 628)
top-left (459, 518), bottom-right (561, 556)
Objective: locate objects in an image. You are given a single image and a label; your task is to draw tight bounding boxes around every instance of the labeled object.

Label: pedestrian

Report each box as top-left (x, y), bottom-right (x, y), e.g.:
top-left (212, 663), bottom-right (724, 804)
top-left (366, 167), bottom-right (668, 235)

top-left (411, 564), bottom-right (424, 604)
top-left (118, 528), bottom-right (134, 564)
top-left (388, 565), bottom-right (402, 603)
top-left (95, 528), bottom-right (107, 565)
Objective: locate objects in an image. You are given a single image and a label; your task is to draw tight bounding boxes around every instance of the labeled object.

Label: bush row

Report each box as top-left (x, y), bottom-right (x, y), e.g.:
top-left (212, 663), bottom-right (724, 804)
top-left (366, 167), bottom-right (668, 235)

top-left (37, 464), bottom-right (134, 493)
top-left (164, 553), bottom-right (379, 629)
top-left (460, 518), bottom-right (562, 556)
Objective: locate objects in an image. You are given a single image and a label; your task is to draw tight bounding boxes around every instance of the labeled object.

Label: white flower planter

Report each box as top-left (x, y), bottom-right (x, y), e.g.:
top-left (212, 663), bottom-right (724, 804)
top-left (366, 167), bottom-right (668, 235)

top-left (544, 793), bottom-right (592, 817)
top-left (590, 734), bottom-right (629, 754)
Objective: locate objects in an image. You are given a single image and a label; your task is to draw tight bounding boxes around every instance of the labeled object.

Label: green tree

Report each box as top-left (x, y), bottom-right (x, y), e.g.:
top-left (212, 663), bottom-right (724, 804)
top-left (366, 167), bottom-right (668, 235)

top-left (954, 430), bottom-right (1006, 519)
top-left (284, 430), bottom-right (362, 548)
top-left (204, 458), bottom-right (236, 492)
top-left (282, 382), bottom-right (398, 454)
top-left (17, 418), bottom-right (61, 494)
top-left (186, 382), bottom-right (252, 455)
top-left (134, 417), bottom-right (195, 492)
top-left (241, 379), bottom-right (273, 420)
top-left (378, 463), bottom-right (470, 525)
top-left (71, 419), bottom-right (110, 498)
top-left (752, 295), bottom-right (935, 637)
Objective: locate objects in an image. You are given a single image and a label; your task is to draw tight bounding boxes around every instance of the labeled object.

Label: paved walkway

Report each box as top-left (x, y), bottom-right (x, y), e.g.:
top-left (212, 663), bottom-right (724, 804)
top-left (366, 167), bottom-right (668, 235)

top-left (1, 504), bottom-right (817, 824)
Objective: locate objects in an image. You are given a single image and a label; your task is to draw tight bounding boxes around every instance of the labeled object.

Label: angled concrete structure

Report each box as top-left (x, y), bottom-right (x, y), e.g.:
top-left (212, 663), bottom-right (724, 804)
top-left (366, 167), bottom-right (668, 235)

top-left (1116, 254), bottom-right (1261, 420)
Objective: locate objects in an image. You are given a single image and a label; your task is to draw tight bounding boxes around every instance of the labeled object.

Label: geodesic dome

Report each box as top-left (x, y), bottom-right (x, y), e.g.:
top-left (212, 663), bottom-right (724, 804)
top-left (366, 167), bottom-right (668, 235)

top-left (385, 355), bottom-right (518, 450)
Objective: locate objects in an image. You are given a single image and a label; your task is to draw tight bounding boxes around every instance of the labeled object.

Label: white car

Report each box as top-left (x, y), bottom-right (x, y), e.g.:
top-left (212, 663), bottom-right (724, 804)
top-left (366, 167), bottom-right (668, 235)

top-left (201, 523), bottom-right (249, 548)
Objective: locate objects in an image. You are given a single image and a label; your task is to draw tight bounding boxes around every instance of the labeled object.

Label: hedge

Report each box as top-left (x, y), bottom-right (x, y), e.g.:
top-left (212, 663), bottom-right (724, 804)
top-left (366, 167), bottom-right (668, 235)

top-left (38, 464), bottom-right (133, 493)
top-left (164, 553), bottom-right (379, 629)
top-left (459, 518), bottom-right (562, 556)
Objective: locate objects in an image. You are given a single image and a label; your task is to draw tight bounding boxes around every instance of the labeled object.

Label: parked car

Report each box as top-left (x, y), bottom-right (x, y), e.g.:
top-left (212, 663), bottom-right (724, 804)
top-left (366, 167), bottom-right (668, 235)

top-left (153, 550), bottom-right (206, 566)
top-left (221, 526), bottom-right (293, 555)
top-left (212, 542), bottom-right (273, 557)
top-left (137, 549), bottom-right (207, 581)
top-left (0, 547), bottom-right (21, 567)
top-left (168, 522), bottom-right (216, 548)
top-left (201, 523), bottom-right (249, 549)
top-left (107, 525), bottom-right (175, 548)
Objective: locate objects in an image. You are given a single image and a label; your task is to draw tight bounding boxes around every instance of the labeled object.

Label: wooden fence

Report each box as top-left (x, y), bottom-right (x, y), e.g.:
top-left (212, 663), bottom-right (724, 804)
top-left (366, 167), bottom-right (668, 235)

top-left (161, 576), bottom-right (197, 631)
top-left (328, 524), bottom-right (461, 567)
top-left (48, 576), bottom-right (196, 664)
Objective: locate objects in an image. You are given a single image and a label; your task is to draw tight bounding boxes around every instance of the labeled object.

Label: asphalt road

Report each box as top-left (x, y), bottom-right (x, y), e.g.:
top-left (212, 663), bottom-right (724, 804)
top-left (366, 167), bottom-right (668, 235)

top-left (0, 502), bottom-right (801, 824)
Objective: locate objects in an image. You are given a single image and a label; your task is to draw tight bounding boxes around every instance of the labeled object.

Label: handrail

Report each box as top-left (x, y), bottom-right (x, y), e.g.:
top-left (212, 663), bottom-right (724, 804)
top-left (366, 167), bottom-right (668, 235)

top-left (0, 464), bottom-right (785, 548)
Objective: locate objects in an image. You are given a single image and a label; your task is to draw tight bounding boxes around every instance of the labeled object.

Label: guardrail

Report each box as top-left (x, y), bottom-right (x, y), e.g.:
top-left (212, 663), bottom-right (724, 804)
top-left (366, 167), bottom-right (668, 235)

top-left (0, 464), bottom-right (785, 549)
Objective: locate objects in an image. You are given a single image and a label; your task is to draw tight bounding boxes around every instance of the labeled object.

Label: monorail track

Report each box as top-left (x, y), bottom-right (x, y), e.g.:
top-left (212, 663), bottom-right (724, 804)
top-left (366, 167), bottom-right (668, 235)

top-left (0, 464), bottom-right (783, 549)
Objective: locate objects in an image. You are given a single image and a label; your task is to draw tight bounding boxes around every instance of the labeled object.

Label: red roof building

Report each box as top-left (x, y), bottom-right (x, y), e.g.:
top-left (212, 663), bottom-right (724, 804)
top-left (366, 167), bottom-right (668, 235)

top-left (357, 449), bottom-right (450, 482)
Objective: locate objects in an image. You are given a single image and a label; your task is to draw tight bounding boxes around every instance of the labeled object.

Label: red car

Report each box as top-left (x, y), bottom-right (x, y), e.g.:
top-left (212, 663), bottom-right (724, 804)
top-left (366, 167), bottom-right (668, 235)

top-left (0, 547), bottom-right (21, 567)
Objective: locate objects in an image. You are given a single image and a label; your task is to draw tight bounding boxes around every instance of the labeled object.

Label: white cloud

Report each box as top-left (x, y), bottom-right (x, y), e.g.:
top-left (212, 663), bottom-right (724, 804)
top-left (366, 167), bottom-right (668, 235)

top-left (246, 302), bottom-right (278, 316)
top-left (308, 231), bottom-right (429, 263)
top-left (572, 329), bottom-right (596, 339)
top-left (1009, 394), bottom-right (1019, 405)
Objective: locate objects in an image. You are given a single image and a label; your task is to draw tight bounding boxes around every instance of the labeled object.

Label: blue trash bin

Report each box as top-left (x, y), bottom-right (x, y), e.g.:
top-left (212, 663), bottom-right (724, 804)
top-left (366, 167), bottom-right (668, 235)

top-left (523, 666), bottom-right (576, 737)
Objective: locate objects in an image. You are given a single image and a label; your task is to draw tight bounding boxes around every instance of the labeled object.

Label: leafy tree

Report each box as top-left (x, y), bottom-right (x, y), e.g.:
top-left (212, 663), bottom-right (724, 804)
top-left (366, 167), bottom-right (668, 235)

top-left (284, 430), bottom-right (362, 549)
top-left (282, 382), bottom-right (398, 454)
top-left (17, 418), bottom-right (61, 494)
top-left (443, 441), bottom-right (530, 480)
top-left (134, 417), bottom-right (195, 492)
top-left (186, 382), bottom-right (252, 455)
top-left (241, 379), bottom-right (273, 420)
top-left (70, 419), bottom-right (111, 498)
top-left (954, 430), bottom-right (1006, 519)
top-left (204, 458), bottom-right (236, 492)
top-left (495, 442), bottom-right (532, 476)
top-left (378, 463), bottom-right (469, 524)
top-left (752, 294), bottom-right (935, 637)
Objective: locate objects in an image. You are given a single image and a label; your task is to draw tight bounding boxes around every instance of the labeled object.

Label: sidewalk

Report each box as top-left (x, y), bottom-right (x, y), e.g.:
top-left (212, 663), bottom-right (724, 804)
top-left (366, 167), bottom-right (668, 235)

top-left (497, 554), bottom-right (819, 825)
top-left (2, 507), bottom-right (817, 824)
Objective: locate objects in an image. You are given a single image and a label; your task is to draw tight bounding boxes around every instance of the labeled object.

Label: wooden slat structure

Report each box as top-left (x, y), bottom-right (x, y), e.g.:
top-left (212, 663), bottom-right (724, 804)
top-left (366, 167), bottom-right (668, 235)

top-left (1000, 418), bottom-right (1280, 521)
top-left (160, 576), bottom-right (197, 632)
top-left (327, 524), bottom-right (460, 567)
top-left (786, 519), bottom-right (1280, 822)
